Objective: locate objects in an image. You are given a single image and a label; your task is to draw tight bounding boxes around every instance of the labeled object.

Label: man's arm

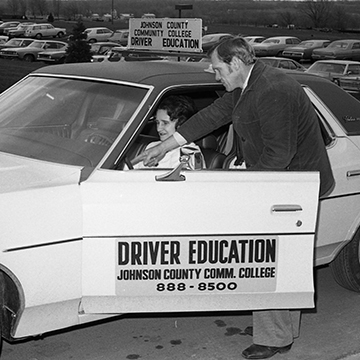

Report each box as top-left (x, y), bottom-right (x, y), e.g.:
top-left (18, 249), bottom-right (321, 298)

top-left (131, 134), bottom-right (183, 167)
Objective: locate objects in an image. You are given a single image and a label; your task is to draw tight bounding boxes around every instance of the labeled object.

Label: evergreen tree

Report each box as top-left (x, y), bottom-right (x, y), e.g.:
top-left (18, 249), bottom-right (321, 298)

top-left (65, 21), bottom-right (92, 63)
top-left (47, 13), bottom-right (54, 23)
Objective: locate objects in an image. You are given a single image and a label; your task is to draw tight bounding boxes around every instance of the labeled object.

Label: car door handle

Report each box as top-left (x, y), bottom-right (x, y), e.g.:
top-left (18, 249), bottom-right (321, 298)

top-left (347, 170), bottom-right (360, 178)
top-left (271, 205), bottom-right (303, 213)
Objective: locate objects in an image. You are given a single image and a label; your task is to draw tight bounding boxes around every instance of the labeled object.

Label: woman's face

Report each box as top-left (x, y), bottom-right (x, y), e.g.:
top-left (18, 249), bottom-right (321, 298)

top-left (155, 109), bottom-right (178, 141)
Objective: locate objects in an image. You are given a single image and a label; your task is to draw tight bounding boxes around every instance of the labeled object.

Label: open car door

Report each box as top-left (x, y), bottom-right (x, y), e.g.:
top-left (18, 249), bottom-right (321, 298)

top-left (81, 168), bottom-right (319, 314)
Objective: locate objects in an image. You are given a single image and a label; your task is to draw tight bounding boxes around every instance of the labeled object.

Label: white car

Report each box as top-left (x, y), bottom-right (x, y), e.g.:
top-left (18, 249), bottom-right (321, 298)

top-left (84, 27), bottom-right (114, 43)
top-left (24, 23), bottom-right (66, 39)
top-left (244, 36), bottom-right (266, 45)
top-left (252, 36), bottom-right (301, 57)
top-left (1, 59), bottom-right (360, 353)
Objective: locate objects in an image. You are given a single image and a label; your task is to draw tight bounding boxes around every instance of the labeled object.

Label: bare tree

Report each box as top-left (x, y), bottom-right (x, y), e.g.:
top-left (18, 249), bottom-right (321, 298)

top-left (332, 4), bottom-right (348, 31)
top-left (278, 11), bottom-right (296, 28)
top-left (300, 0), bottom-right (334, 29)
top-left (7, 0), bottom-right (19, 14)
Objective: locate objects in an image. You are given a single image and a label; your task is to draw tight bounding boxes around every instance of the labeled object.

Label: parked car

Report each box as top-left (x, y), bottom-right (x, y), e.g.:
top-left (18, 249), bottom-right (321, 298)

top-left (282, 39), bottom-right (330, 62)
top-left (90, 41), bottom-right (119, 56)
top-left (84, 27), bottom-right (114, 42)
top-left (312, 39), bottom-right (360, 61)
top-left (37, 45), bottom-right (69, 64)
top-left (108, 29), bottom-right (129, 46)
top-left (0, 35), bottom-right (9, 44)
top-left (244, 36), bottom-right (266, 45)
top-left (2, 55), bottom-right (360, 352)
top-left (258, 56), bottom-right (305, 71)
top-left (201, 33), bottom-right (233, 52)
top-left (0, 37), bottom-right (33, 51)
top-left (335, 74), bottom-right (360, 96)
top-left (4, 22), bottom-right (35, 38)
top-left (0, 21), bottom-right (20, 35)
top-left (0, 40), bottom-right (67, 61)
top-left (24, 23), bottom-right (66, 39)
top-left (252, 36), bottom-right (301, 57)
top-left (305, 60), bottom-right (360, 82)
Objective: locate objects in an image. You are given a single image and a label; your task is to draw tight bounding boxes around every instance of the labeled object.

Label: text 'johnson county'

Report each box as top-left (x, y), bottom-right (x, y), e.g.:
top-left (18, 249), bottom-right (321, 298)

top-left (118, 239), bottom-right (276, 266)
top-left (131, 20), bottom-right (200, 49)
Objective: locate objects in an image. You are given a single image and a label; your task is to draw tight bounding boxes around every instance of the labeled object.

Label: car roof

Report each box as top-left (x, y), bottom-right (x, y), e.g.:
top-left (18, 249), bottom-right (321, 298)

top-left (86, 27), bottom-right (111, 31)
top-left (265, 36), bottom-right (299, 40)
top-left (32, 61), bottom-right (218, 86)
top-left (32, 59), bottom-right (328, 87)
top-left (313, 59), bottom-right (360, 64)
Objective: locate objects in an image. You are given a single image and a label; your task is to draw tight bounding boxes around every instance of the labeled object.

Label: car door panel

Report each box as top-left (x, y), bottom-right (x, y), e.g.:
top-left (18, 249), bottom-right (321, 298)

top-left (80, 169), bottom-right (319, 313)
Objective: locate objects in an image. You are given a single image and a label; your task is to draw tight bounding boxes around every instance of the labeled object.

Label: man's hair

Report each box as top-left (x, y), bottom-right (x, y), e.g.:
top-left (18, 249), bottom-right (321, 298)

top-left (208, 36), bottom-right (256, 66)
top-left (158, 95), bottom-right (197, 128)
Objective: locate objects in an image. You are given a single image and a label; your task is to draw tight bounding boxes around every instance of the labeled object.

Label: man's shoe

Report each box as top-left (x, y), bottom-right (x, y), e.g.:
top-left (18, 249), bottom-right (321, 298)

top-left (242, 343), bottom-right (292, 359)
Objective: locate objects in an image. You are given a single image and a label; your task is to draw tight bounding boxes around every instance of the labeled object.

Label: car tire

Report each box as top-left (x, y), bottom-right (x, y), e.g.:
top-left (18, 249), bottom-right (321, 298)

top-left (35, 33), bottom-right (42, 39)
top-left (89, 39), bottom-right (97, 43)
top-left (330, 229), bottom-right (360, 292)
top-left (23, 54), bottom-right (35, 62)
top-left (57, 32), bottom-right (64, 38)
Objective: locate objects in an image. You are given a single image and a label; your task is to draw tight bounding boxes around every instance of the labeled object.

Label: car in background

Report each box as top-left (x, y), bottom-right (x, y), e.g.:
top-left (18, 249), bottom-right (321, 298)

top-left (252, 36), bottom-right (301, 57)
top-left (244, 36), bottom-right (266, 45)
top-left (2, 58), bottom-right (360, 353)
top-left (37, 45), bottom-right (69, 64)
top-left (84, 27), bottom-right (113, 43)
top-left (97, 47), bottom-right (164, 62)
top-left (0, 39), bottom-right (67, 61)
top-left (282, 39), bottom-right (330, 62)
top-left (335, 73), bottom-right (360, 98)
top-left (0, 35), bottom-right (9, 44)
top-left (24, 23), bottom-right (66, 39)
top-left (90, 41), bottom-right (119, 56)
top-left (108, 29), bottom-right (129, 46)
top-left (202, 33), bottom-right (233, 52)
top-left (258, 56), bottom-right (305, 71)
top-left (0, 37), bottom-right (33, 51)
top-left (305, 59), bottom-right (360, 82)
top-left (0, 21), bottom-right (20, 35)
top-left (312, 39), bottom-right (360, 61)
top-left (5, 22), bottom-right (35, 38)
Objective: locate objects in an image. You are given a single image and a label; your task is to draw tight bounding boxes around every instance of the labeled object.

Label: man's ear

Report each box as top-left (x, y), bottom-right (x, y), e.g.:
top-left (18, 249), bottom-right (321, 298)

top-left (230, 56), bottom-right (243, 71)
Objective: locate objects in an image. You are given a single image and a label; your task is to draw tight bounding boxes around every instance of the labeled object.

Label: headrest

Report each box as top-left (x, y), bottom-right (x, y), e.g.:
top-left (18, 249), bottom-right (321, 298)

top-left (198, 134), bottom-right (218, 150)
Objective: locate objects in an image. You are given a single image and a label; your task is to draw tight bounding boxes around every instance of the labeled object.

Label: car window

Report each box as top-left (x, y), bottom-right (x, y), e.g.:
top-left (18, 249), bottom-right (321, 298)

top-left (120, 87), bottom-right (228, 170)
top-left (352, 42), bottom-right (360, 49)
top-left (0, 77), bottom-right (149, 169)
top-left (348, 65), bottom-right (360, 74)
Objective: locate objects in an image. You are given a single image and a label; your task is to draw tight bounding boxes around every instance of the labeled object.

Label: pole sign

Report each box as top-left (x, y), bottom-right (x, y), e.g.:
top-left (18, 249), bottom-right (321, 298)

top-left (129, 18), bottom-right (203, 52)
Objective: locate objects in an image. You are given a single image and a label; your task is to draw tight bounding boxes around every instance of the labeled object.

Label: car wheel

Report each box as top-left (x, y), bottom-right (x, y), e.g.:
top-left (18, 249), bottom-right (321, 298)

top-left (35, 33), bottom-right (42, 39)
top-left (57, 32), bottom-right (64, 38)
top-left (330, 229), bottom-right (360, 292)
top-left (89, 38), bottom-right (97, 43)
top-left (23, 54), bottom-right (35, 62)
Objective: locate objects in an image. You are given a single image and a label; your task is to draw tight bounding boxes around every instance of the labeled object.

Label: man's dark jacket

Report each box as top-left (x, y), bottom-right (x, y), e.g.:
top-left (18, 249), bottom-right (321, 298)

top-left (177, 60), bottom-right (334, 197)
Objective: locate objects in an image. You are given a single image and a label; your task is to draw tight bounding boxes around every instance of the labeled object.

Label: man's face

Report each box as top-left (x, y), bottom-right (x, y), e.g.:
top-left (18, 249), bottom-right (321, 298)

top-left (155, 109), bottom-right (177, 141)
top-left (210, 51), bottom-right (241, 92)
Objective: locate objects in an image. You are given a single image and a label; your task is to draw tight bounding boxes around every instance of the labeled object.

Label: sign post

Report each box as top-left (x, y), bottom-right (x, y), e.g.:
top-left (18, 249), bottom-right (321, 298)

top-left (175, 4), bottom-right (193, 18)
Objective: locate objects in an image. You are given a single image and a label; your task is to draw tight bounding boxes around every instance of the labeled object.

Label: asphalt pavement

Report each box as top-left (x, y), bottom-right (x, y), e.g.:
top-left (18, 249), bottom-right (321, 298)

top-left (2, 265), bottom-right (360, 360)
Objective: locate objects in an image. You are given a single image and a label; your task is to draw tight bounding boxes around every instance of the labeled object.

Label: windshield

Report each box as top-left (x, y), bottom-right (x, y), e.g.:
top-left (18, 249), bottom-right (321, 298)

top-left (263, 39), bottom-right (280, 44)
top-left (329, 41), bottom-right (349, 49)
top-left (308, 62), bottom-right (346, 74)
top-left (29, 41), bottom-right (44, 48)
top-left (0, 76), bottom-right (148, 168)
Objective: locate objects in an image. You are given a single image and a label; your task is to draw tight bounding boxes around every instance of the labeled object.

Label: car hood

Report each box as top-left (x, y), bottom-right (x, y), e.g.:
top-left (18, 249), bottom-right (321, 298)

top-left (0, 152), bottom-right (81, 194)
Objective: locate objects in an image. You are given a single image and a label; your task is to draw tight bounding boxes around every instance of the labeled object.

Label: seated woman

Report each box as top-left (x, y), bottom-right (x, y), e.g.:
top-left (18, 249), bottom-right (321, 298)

top-left (133, 95), bottom-right (205, 169)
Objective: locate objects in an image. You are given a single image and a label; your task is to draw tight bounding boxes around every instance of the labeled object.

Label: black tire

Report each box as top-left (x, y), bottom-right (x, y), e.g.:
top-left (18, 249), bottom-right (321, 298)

top-left (57, 32), bottom-right (64, 38)
top-left (23, 54), bottom-right (35, 62)
top-left (330, 229), bottom-right (360, 292)
top-left (89, 38), bottom-right (97, 43)
top-left (35, 33), bottom-right (42, 39)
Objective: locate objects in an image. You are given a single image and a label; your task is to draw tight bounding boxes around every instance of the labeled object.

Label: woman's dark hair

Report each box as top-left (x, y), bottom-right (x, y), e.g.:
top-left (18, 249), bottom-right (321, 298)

top-left (158, 95), bottom-right (197, 128)
top-left (208, 36), bottom-right (256, 66)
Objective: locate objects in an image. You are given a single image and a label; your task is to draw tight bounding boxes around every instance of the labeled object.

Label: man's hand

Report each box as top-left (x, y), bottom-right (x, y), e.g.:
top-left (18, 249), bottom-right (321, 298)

top-left (131, 143), bottom-right (166, 167)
